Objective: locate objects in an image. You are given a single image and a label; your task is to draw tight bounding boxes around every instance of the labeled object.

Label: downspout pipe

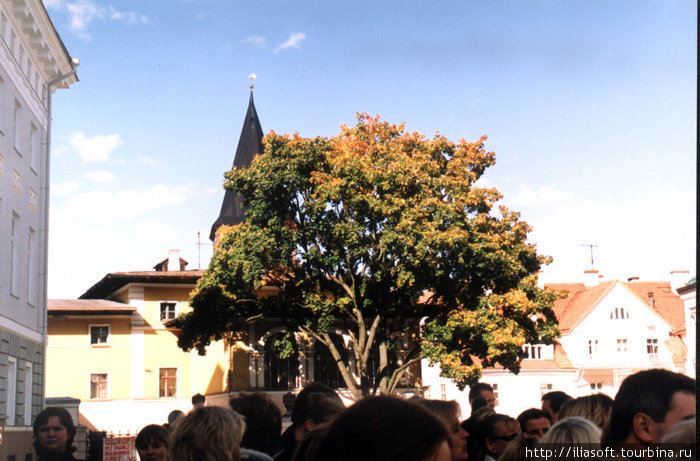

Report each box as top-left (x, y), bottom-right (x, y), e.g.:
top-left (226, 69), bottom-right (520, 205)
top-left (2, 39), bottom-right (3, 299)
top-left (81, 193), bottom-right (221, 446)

top-left (40, 61), bottom-right (79, 409)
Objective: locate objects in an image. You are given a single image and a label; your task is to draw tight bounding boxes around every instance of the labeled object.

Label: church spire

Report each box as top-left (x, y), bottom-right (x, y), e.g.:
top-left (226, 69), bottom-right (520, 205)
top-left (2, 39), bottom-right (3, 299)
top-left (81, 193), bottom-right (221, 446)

top-left (209, 90), bottom-right (264, 242)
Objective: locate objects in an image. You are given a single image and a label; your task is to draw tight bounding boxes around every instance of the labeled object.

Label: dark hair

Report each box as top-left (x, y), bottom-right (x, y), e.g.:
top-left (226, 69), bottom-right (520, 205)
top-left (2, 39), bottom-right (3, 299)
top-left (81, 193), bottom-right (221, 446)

top-left (471, 395), bottom-right (488, 411)
top-left (32, 407), bottom-right (77, 454)
top-left (229, 392), bottom-right (282, 455)
top-left (468, 383), bottom-right (493, 403)
top-left (541, 391), bottom-right (572, 414)
top-left (314, 396), bottom-right (449, 461)
top-left (191, 393), bottom-right (205, 405)
top-left (291, 382), bottom-right (339, 425)
top-left (135, 424), bottom-right (169, 450)
top-left (605, 369), bottom-right (695, 448)
top-left (290, 427), bottom-right (327, 461)
top-left (517, 408), bottom-right (551, 429)
top-left (305, 392), bottom-right (345, 425)
top-left (483, 414), bottom-right (516, 439)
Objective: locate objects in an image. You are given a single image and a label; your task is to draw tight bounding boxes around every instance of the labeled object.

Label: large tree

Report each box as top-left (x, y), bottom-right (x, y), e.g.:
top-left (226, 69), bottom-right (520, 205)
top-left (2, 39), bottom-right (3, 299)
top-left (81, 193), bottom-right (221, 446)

top-left (176, 114), bottom-right (560, 399)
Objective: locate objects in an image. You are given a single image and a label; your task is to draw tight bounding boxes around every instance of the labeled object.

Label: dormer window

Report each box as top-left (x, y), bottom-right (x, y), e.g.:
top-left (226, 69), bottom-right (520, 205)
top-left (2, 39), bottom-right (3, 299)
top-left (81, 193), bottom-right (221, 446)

top-left (610, 307), bottom-right (629, 320)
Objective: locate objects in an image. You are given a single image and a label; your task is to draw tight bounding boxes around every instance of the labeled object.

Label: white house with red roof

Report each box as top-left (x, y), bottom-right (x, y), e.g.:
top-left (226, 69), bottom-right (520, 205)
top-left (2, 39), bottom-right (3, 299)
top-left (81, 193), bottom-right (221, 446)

top-left (421, 276), bottom-right (689, 419)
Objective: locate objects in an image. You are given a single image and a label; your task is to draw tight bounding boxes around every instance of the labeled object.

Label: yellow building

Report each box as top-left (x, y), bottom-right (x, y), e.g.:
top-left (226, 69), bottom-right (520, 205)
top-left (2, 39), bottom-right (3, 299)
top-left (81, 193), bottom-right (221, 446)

top-left (46, 250), bottom-right (231, 432)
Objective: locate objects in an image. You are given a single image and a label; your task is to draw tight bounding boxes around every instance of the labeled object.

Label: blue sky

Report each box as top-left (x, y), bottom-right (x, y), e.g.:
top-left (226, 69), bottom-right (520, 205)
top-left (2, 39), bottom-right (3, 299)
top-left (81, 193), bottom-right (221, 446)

top-left (44, 0), bottom-right (697, 298)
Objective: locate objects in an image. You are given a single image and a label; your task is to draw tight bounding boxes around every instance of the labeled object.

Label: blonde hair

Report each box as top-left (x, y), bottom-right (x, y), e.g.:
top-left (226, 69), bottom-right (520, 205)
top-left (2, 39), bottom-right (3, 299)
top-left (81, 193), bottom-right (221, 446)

top-left (169, 406), bottom-right (246, 461)
top-left (416, 399), bottom-right (461, 425)
top-left (538, 416), bottom-right (601, 446)
top-left (558, 394), bottom-right (613, 429)
top-left (498, 434), bottom-right (539, 461)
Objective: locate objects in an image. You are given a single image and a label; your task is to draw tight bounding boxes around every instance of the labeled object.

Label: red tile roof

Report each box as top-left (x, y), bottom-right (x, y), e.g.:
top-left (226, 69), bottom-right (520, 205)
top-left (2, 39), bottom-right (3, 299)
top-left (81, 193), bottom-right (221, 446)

top-left (544, 280), bottom-right (685, 334)
top-left (665, 335), bottom-right (688, 368)
top-left (48, 299), bottom-right (136, 315)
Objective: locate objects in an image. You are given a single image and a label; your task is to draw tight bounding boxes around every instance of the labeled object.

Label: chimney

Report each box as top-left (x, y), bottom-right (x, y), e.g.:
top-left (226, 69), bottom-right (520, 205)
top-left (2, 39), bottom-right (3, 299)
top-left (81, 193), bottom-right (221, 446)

top-left (669, 270), bottom-right (691, 293)
top-left (168, 249), bottom-right (180, 272)
top-left (583, 269), bottom-right (600, 287)
top-left (627, 276), bottom-right (639, 282)
top-left (647, 292), bottom-right (655, 308)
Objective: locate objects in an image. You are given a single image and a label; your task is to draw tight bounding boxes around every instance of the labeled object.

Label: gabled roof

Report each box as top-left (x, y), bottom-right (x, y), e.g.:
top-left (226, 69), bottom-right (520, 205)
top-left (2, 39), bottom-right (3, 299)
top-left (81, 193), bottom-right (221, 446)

top-left (210, 91), bottom-right (264, 241)
top-left (79, 270), bottom-right (204, 299)
top-left (48, 299), bottom-right (136, 315)
top-left (546, 280), bottom-right (685, 333)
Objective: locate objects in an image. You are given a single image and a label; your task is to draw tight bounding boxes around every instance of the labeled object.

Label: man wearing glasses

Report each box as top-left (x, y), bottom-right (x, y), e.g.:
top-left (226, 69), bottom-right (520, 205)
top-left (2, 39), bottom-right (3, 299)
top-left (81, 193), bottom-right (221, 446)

top-left (483, 414), bottom-right (519, 461)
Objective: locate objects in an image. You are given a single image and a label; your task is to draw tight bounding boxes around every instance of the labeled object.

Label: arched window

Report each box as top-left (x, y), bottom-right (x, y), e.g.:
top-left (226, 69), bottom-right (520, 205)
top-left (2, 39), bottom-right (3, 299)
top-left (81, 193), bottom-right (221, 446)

top-left (264, 332), bottom-right (299, 390)
top-left (313, 334), bottom-right (348, 389)
top-left (610, 307), bottom-right (629, 320)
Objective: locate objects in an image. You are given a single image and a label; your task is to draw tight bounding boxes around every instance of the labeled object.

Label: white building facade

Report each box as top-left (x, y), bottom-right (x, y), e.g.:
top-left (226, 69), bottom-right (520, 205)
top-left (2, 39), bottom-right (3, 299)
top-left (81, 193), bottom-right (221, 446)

top-left (422, 279), bottom-right (689, 419)
top-left (0, 1), bottom-right (76, 458)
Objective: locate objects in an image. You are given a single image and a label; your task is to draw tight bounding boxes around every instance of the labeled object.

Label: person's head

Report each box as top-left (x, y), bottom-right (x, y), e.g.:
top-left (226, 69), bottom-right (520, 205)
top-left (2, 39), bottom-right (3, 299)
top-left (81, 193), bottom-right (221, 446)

top-left (558, 394), bottom-right (613, 429)
top-left (169, 406), bottom-right (246, 461)
top-left (541, 391), bottom-right (572, 423)
top-left (167, 410), bottom-right (184, 426)
top-left (191, 393), bottom-right (205, 408)
top-left (314, 396), bottom-right (451, 461)
top-left (659, 418), bottom-right (695, 461)
top-left (291, 382), bottom-right (339, 427)
top-left (468, 383), bottom-right (495, 410)
top-left (229, 392), bottom-right (282, 455)
top-left (304, 392), bottom-right (345, 431)
top-left (516, 408), bottom-right (551, 438)
top-left (32, 407), bottom-right (77, 456)
top-left (497, 434), bottom-right (539, 461)
top-left (606, 369), bottom-right (695, 448)
top-left (417, 399), bottom-right (469, 461)
top-left (135, 424), bottom-right (169, 461)
top-left (482, 414), bottom-right (518, 459)
top-left (290, 427), bottom-right (328, 461)
top-left (470, 395), bottom-right (488, 412)
top-left (538, 416), bottom-right (601, 446)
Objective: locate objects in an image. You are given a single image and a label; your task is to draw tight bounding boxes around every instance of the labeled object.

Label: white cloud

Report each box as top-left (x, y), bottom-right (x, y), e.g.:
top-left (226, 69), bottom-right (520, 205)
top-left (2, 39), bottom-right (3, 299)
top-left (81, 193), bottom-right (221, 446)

top-left (83, 170), bottom-right (115, 184)
top-left (52, 181), bottom-right (80, 197)
top-left (49, 1), bottom-right (149, 40)
top-left (274, 32), bottom-right (306, 53)
top-left (510, 184), bottom-right (575, 208)
top-left (69, 132), bottom-right (121, 163)
top-left (241, 35), bottom-right (266, 47)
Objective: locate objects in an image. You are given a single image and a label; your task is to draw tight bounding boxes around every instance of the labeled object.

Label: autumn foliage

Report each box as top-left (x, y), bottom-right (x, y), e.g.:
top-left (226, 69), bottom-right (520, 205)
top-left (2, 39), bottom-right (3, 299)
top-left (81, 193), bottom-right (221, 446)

top-left (175, 114), bottom-right (560, 399)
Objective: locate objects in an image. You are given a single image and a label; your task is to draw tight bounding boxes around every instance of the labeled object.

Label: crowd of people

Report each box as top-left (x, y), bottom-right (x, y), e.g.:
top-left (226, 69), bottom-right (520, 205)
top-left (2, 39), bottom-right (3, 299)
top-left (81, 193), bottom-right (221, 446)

top-left (31, 369), bottom-right (695, 461)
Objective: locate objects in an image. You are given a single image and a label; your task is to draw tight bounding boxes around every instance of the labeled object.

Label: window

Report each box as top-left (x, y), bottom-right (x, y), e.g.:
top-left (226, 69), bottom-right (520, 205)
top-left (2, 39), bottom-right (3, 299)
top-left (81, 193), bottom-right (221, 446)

top-left (13, 100), bottom-right (21, 153)
top-left (523, 345), bottom-right (542, 359)
top-left (646, 338), bottom-right (658, 360)
top-left (616, 339), bottom-right (628, 354)
top-left (312, 335), bottom-right (347, 389)
top-left (160, 302), bottom-right (177, 321)
top-left (11, 212), bottom-right (19, 296)
top-left (264, 333), bottom-right (299, 390)
top-left (27, 228), bottom-right (36, 306)
top-left (29, 123), bottom-right (38, 172)
top-left (7, 357), bottom-right (17, 425)
top-left (440, 384), bottom-right (447, 401)
top-left (590, 382), bottom-right (602, 392)
top-left (90, 373), bottom-right (108, 399)
top-left (540, 383), bottom-right (552, 398)
top-left (90, 325), bottom-right (109, 345)
top-left (24, 363), bottom-right (32, 424)
top-left (159, 368), bottom-right (178, 397)
top-left (610, 307), bottom-right (629, 320)
top-left (587, 339), bottom-right (599, 358)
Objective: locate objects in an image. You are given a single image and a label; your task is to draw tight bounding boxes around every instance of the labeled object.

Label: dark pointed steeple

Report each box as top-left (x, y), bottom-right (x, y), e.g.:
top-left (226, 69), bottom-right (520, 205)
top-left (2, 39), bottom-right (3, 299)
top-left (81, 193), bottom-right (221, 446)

top-left (209, 91), bottom-right (264, 241)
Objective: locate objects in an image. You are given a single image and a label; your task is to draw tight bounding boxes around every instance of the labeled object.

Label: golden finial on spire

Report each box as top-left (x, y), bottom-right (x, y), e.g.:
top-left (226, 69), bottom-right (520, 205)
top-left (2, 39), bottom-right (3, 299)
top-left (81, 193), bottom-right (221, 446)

top-left (248, 73), bottom-right (257, 89)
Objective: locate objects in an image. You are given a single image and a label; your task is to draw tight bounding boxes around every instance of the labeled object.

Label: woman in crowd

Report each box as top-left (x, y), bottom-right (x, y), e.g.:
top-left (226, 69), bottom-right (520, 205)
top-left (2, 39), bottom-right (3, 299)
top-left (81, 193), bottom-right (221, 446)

top-left (33, 407), bottom-right (80, 461)
top-left (169, 406), bottom-right (246, 461)
top-left (557, 394), bottom-right (613, 430)
top-left (313, 396), bottom-right (452, 461)
top-left (135, 424), bottom-right (169, 461)
top-left (230, 392), bottom-right (282, 457)
top-left (497, 434), bottom-right (539, 461)
top-left (537, 416), bottom-right (602, 446)
top-left (416, 399), bottom-right (469, 461)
